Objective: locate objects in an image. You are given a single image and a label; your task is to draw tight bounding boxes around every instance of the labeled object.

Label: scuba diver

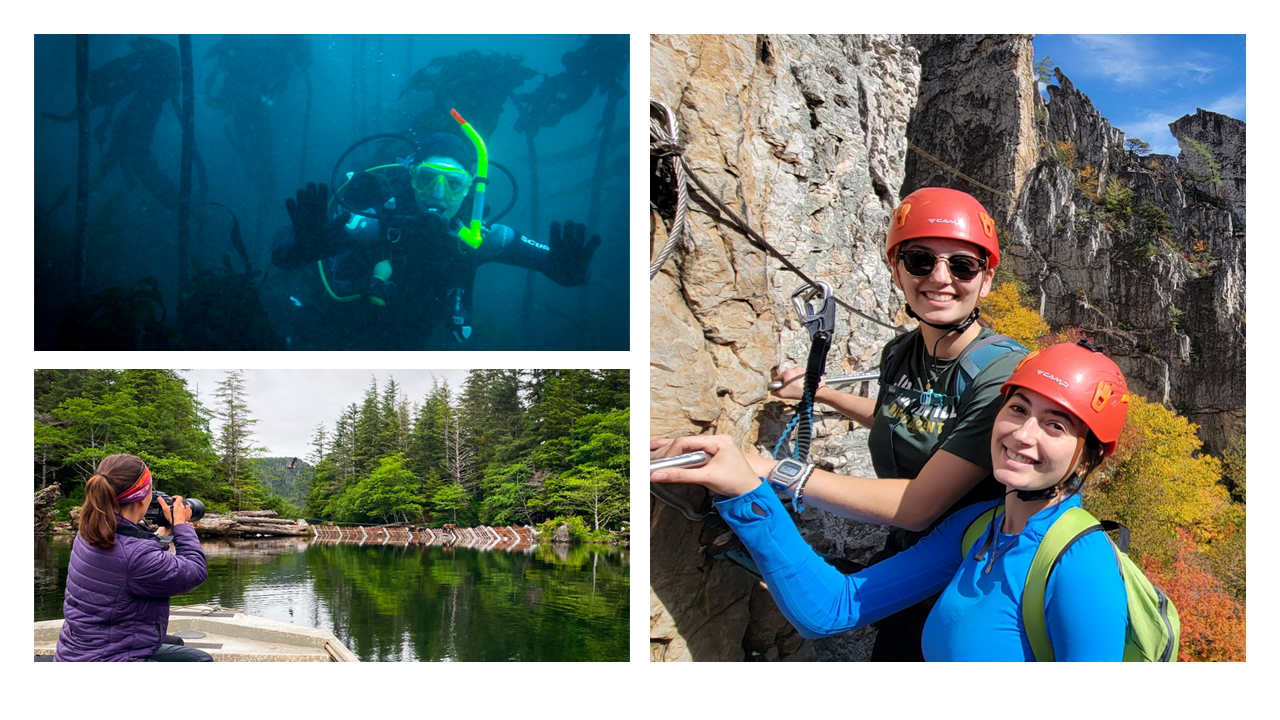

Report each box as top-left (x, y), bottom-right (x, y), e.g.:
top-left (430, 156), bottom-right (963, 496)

top-left (269, 110), bottom-right (601, 349)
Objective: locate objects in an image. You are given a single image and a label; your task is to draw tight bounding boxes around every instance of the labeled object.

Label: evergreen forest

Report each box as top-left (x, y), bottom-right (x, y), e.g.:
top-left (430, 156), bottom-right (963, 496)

top-left (34, 369), bottom-right (630, 541)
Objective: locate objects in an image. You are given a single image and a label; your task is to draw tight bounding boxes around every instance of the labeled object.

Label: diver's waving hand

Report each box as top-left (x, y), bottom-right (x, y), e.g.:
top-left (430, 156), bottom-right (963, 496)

top-left (279, 182), bottom-right (338, 267)
top-left (543, 220), bottom-right (601, 287)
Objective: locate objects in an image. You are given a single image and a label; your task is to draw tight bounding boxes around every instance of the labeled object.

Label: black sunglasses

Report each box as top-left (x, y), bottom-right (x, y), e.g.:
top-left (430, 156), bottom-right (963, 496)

top-left (897, 249), bottom-right (987, 282)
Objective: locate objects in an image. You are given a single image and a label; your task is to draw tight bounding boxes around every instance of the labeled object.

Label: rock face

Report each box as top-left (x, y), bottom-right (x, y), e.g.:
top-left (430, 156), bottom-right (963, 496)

top-left (552, 523), bottom-right (571, 544)
top-left (651, 33), bottom-right (923, 662)
top-left (999, 74), bottom-right (1246, 455)
top-left (903, 34), bottom-right (1040, 214)
top-left (34, 485), bottom-right (61, 533)
top-left (650, 34), bottom-right (1245, 661)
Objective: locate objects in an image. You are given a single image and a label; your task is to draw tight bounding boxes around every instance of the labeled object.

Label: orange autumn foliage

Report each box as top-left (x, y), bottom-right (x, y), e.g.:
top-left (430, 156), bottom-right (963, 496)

top-left (1085, 395), bottom-right (1229, 565)
top-left (1141, 528), bottom-right (1246, 662)
top-left (1035, 326), bottom-right (1089, 350)
top-left (982, 282), bottom-right (1049, 349)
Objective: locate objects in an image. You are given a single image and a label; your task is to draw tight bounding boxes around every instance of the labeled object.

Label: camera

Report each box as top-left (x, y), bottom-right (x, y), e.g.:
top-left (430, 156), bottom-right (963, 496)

top-left (144, 491), bottom-right (205, 528)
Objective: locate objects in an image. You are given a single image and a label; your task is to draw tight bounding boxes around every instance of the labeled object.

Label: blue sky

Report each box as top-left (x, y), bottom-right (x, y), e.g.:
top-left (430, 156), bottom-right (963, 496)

top-left (1032, 35), bottom-right (1246, 156)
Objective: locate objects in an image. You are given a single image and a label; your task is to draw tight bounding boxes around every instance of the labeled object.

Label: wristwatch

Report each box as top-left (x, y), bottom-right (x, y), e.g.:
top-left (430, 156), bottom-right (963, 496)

top-left (767, 459), bottom-right (815, 513)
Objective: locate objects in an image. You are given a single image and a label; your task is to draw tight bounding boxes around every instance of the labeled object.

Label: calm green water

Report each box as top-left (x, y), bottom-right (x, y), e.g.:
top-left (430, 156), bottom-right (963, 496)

top-left (35, 535), bottom-right (629, 661)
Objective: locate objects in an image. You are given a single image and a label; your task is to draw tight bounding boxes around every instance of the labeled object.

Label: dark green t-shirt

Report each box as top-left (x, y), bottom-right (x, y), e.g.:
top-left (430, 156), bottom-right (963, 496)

top-left (867, 328), bottom-right (1024, 543)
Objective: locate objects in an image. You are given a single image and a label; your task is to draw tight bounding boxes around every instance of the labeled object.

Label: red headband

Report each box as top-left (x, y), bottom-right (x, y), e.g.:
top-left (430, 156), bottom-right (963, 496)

top-left (115, 465), bottom-right (152, 505)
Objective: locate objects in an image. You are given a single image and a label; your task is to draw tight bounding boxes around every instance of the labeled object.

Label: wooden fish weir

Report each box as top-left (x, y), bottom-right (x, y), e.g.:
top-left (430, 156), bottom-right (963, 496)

top-left (311, 524), bottom-right (538, 551)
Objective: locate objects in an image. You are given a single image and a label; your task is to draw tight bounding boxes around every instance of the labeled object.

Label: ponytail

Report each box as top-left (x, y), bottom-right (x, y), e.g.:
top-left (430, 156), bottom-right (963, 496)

top-left (80, 474), bottom-right (120, 550)
top-left (77, 454), bottom-right (149, 551)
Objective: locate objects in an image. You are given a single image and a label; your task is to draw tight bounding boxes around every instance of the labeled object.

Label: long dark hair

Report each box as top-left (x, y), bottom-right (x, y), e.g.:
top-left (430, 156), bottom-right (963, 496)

top-left (1063, 434), bottom-right (1107, 498)
top-left (79, 454), bottom-right (147, 550)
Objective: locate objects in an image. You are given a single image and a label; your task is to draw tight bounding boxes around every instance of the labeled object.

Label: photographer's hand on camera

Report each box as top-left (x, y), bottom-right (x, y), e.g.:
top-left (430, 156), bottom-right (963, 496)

top-left (649, 436), bottom-right (763, 498)
top-left (158, 495), bottom-right (192, 527)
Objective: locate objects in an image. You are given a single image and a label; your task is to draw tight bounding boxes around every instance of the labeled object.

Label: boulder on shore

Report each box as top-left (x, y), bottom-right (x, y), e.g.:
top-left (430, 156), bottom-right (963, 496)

top-left (34, 486), bottom-right (61, 533)
top-left (552, 523), bottom-right (572, 544)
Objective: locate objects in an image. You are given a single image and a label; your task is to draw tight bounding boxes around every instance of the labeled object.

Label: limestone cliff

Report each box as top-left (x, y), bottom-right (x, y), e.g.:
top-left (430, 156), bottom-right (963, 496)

top-left (650, 34), bottom-right (1245, 661)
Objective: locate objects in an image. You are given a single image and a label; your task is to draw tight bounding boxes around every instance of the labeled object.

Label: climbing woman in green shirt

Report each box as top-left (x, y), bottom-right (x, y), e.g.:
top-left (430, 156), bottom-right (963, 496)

top-left (755, 186), bottom-right (1027, 660)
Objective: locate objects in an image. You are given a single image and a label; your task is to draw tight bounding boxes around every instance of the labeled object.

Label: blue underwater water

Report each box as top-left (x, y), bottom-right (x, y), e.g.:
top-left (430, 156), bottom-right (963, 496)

top-left (34, 34), bottom-right (629, 351)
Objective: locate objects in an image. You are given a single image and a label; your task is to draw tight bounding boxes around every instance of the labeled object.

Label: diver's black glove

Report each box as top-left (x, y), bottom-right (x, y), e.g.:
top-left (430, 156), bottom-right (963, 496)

top-left (543, 220), bottom-right (601, 287)
top-left (277, 182), bottom-right (338, 268)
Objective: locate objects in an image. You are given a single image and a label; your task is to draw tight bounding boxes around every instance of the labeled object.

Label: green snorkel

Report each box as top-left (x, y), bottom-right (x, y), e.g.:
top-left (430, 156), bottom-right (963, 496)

top-left (451, 108), bottom-right (488, 249)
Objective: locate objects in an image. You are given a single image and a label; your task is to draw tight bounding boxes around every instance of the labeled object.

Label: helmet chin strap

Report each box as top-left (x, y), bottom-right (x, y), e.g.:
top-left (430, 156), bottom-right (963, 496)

top-left (907, 305), bottom-right (981, 336)
top-left (1013, 435), bottom-right (1086, 502)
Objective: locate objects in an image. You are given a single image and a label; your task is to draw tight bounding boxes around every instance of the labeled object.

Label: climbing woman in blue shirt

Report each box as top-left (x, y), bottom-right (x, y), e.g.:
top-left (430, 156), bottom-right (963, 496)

top-left (651, 342), bottom-right (1131, 660)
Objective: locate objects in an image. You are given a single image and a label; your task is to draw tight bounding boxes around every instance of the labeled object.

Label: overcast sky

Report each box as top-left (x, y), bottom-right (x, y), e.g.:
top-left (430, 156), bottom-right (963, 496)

top-left (179, 370), bottom-right (471, 460)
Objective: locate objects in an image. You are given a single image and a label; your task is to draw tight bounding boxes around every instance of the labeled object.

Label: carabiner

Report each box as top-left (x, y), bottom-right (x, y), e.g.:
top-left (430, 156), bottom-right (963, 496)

top-left (791, 280), bottom-right (836, 339)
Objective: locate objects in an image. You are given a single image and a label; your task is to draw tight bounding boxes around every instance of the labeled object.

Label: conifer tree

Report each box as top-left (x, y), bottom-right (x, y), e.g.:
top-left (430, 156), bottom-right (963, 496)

top-left (212, 370), bottom-right (265, 511)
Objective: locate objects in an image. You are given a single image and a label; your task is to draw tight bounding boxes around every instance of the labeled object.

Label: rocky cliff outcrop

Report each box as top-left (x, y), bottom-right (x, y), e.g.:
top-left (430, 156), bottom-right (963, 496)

top-left (1000, 74), bottom-right (1246, 454)
top-left (650, 34), bottom-right (1245, 661)
top-left (34, 486), bottom-right (61, 533)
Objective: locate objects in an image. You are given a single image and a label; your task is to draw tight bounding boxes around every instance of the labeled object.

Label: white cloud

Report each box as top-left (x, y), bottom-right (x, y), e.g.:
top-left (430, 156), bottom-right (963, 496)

top-left (1112, 111), bottom-right (1183, 156)
top-left (1206, 89), bottom-right (1246, 119)
top-left (1068, 35), bottom-right (1228, 88)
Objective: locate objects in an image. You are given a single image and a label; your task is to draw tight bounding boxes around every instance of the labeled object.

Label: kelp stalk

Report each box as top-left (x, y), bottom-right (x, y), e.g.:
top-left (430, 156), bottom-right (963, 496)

top-left (178, 34), bottom-right (194, 290)
top-left (587, 89), bottom-right (621, 233)
top-left (299, 70), bottom-right (312, 187)
top-left (74, 34), bottom-right (89, 301)
top-left (521, 129), bottom-right (541, 345)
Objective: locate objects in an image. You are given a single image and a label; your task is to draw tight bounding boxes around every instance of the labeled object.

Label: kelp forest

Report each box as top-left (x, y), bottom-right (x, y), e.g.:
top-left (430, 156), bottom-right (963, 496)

top-left (35, 35), bottom-right (629, 350)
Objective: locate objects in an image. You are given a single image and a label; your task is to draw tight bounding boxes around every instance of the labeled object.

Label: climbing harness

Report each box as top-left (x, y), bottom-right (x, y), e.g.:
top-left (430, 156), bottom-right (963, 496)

top-left (773, 281), bottom-right (836, 463)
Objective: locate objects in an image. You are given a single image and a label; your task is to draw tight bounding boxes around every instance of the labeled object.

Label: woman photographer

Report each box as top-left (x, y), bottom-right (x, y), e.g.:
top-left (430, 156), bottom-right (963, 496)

top-left (651, 342), bottom-right (1131, 660)
top-left (55, 454), bottom-right (211, 662)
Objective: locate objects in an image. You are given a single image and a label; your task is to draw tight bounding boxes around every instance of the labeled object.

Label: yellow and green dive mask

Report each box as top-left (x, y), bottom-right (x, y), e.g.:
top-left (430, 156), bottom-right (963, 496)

top-left (412, 162), bottom-right (472, 202)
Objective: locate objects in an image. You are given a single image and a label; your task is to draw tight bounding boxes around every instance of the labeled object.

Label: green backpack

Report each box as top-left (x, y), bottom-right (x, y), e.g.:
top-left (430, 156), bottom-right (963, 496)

top-left (962, 505), bottom-right (1180, 662)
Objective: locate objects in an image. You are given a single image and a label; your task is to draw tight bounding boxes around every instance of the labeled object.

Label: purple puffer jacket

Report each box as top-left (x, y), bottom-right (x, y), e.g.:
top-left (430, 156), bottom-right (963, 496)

top-left (55, 518), bottom-right (207, 661)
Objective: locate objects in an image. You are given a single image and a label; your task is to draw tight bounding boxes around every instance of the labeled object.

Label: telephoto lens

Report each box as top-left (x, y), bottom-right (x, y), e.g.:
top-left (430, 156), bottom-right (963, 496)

top-left (145, 492), bottom-right (206, 528)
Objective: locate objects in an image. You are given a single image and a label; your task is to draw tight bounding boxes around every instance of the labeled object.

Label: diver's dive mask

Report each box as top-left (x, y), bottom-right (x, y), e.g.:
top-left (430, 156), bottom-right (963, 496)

top-left (412, 162), bottom-right (472, 201)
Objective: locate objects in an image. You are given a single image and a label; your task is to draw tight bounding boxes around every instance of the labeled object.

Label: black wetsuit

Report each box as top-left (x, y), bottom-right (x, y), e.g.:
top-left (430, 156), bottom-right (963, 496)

top-left (268, 169), bottom-right (561, 350)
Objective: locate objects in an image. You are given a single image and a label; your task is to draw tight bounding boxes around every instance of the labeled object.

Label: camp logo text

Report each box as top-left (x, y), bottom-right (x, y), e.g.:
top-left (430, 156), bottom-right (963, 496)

top-left (1036, 369), bottom-right (1069, 388)
top-left (928, 218), bottom-right (960, 226)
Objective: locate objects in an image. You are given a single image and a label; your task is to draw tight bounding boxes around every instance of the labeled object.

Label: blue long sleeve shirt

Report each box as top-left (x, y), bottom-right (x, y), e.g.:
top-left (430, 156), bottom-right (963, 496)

top-left (716, 482), bottom-right (1127, 661)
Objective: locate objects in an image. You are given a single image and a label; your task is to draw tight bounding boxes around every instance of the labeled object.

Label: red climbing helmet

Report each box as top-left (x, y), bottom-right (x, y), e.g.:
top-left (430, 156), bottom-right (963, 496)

top-left (1000, 342), bottom-right (1130, 456)
top-left (886, 187), bottom-right (1000, 269)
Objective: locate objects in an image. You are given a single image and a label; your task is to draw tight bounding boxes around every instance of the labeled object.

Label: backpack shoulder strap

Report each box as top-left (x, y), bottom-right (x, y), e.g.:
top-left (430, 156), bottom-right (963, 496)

top-left (960, 505), bottom-right (1004, 561)
top-left (951, 333), bottom-right (1028, 401)
top-left (881, 329), bottom-right (918, 385)
top-left (876, 329), bottom-right (919, 409)
top-left (1022, 506), bottom-right (1103, 662)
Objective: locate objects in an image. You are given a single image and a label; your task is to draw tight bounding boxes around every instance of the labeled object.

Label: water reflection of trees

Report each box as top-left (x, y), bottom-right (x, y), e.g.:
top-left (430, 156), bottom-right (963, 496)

top-left (36, 537), bottom-right (627, 661)
top-left (306, 544), bottom-right (628, 661)
top-left (34, 537), bottom-right (72, 621)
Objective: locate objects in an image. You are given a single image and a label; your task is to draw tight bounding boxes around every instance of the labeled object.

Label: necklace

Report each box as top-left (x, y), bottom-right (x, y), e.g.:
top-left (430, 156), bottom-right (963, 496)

top-left (974, 503), bottom-right (1019, 574)
top-left (983, 529), bottom-right (1018, 574)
